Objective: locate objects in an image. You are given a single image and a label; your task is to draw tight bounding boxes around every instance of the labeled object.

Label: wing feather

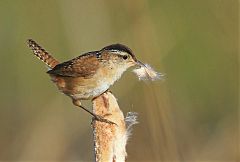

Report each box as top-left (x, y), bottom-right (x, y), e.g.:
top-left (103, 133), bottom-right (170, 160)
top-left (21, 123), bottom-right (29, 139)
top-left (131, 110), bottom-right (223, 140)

top-left (47, 52), bottom-right (100, 77)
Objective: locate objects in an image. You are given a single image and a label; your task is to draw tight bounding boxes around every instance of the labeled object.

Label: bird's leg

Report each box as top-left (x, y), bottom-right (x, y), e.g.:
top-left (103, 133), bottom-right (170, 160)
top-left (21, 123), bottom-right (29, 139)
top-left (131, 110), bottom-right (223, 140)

top-left (72, 99), bottom-right (116, 125)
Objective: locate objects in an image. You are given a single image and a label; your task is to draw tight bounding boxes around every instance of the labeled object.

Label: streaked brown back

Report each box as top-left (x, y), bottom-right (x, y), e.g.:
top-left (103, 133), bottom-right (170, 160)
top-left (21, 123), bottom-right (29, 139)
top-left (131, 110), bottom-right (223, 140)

top-left (47, 52), bottom-right (100, 77)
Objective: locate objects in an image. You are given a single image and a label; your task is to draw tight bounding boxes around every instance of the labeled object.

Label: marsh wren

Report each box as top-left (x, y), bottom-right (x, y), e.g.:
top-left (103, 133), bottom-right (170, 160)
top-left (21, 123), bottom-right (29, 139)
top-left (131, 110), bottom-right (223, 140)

top-left (27, 39), bottom-right (146, 123)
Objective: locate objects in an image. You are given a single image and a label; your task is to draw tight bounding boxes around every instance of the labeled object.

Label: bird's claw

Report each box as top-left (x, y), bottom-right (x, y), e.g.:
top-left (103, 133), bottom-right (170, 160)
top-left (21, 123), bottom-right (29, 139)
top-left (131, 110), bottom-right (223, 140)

top-left (92, 115), bottom-right (117, 125)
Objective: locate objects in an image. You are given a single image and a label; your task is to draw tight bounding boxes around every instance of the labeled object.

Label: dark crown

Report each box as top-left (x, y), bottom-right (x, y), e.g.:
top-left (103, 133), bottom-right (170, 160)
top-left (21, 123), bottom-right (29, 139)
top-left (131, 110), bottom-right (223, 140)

top-left (101, 44), bottom-right (135, 57)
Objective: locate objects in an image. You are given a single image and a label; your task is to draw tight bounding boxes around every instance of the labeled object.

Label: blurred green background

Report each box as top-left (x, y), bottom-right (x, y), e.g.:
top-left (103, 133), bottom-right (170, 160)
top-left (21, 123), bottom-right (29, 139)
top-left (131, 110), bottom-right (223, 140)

top-left (0, 0), bottom-right (238, 161)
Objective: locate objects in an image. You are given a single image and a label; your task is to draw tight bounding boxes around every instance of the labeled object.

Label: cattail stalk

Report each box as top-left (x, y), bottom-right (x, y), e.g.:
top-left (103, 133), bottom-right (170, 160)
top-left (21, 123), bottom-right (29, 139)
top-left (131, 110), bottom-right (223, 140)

top-left (92, 92), bottom-right (137, 162)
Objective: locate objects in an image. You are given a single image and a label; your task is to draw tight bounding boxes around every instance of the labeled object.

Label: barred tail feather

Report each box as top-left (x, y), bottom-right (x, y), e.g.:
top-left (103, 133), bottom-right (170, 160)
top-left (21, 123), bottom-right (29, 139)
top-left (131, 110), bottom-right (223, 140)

top-left (27, 39), bottom-right (59, 69)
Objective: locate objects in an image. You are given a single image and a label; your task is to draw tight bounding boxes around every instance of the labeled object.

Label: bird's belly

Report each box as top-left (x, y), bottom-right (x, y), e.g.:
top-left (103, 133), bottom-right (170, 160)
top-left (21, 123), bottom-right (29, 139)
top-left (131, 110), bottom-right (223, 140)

top-left (50, 75), bottom-right (111, 100)
top-left (71, 83), bottom-right (109, 100)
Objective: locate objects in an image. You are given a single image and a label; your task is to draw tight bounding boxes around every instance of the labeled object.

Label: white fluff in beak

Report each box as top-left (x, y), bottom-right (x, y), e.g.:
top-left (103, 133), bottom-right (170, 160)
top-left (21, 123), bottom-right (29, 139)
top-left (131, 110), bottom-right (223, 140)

top-left (133, 63), bottom-right (163, 81)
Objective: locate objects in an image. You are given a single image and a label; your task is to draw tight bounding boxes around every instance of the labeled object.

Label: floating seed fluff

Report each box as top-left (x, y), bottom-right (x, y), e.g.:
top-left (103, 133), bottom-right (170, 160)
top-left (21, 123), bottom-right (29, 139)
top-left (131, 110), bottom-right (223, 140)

top-left (133, 63), bottom-right (163, 81)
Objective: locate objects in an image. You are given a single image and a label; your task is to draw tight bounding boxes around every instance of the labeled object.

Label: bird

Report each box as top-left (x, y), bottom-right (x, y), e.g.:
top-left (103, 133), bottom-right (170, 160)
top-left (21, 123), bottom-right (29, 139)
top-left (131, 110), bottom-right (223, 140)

top-left (27, 39), bottom-right (145, 124)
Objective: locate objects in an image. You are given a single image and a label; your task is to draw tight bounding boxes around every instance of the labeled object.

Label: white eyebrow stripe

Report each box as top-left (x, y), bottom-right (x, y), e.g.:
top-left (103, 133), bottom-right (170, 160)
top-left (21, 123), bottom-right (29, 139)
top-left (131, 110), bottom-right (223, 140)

top-left (110, 50), bottom-right (128, 56)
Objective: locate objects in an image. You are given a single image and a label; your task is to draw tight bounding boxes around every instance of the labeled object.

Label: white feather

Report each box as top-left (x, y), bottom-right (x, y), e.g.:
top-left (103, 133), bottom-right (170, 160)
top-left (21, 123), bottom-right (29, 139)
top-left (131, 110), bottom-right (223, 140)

top-left (133, 63), bottom-right (163, 81)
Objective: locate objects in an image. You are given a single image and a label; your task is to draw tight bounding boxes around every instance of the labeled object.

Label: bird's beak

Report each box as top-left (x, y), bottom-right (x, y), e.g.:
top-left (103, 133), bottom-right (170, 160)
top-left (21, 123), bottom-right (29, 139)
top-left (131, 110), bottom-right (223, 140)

top-left (135, 60), bottom-right (145, 68)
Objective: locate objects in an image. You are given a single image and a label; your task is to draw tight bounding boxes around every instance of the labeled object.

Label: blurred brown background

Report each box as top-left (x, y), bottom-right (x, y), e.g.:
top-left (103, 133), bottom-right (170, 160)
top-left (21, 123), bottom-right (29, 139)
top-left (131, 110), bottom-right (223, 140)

top-left (0, 0), bottom-right (238, 161)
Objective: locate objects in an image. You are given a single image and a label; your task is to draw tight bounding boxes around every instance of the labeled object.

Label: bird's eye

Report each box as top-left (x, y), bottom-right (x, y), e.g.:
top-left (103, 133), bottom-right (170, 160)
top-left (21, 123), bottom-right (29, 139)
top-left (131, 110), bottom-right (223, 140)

top-left (123, 55), bottom-right (128, 60)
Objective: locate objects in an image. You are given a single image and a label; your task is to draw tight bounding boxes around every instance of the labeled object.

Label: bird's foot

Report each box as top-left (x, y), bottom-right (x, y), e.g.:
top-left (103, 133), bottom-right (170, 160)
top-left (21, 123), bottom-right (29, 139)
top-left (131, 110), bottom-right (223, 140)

top-left (92, 115), bottom-right (117, 125)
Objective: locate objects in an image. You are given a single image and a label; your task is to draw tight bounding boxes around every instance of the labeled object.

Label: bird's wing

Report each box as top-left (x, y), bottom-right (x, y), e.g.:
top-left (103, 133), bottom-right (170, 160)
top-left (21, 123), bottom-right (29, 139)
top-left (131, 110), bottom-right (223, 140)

top-left (47, 52), bottom-right (100, 77)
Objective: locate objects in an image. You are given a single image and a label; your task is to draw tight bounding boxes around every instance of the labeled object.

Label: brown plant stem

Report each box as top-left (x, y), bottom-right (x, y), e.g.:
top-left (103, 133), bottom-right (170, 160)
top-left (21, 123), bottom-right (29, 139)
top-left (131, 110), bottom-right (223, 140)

top-left (92, 92), bottom-right (137, 162)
